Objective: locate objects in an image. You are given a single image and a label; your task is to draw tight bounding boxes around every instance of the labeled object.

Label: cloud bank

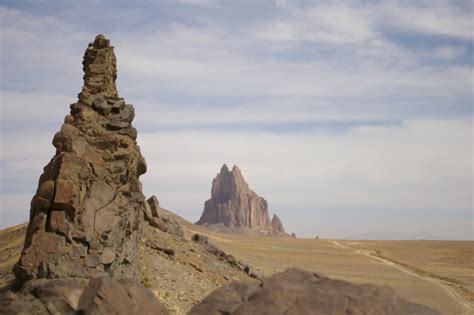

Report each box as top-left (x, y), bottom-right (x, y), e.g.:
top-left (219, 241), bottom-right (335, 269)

top-left (1, 0), bottom-right (472, 239)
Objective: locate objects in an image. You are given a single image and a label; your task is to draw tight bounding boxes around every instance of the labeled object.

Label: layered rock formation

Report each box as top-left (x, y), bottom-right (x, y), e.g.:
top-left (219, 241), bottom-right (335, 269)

top-left (189, 268), bottom-right (439, 315)
top-left (196, 164), bottom-right (286, 236)
top-left (14, 34), bottom-right (147, 283)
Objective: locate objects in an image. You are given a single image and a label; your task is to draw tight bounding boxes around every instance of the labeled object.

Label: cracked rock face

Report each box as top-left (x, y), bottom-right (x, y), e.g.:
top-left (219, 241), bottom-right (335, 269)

top-left (197, 164), bottom-right (285, 235)
top-left (14, 34), bottom-right (147, 282)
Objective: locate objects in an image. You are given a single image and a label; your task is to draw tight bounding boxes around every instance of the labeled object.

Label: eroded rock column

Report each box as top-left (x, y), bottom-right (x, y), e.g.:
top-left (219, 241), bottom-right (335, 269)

top-left (14, 34), bottom-right (147, 282)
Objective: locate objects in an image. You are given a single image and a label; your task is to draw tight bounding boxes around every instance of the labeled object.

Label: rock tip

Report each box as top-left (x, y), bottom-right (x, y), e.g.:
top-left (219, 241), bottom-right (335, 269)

top-left (231, 164), bottom-right (240, 172)
top-left (91, 34), bottom-right (110, 49)
top-left (220, 163), bottom-right (230, 172)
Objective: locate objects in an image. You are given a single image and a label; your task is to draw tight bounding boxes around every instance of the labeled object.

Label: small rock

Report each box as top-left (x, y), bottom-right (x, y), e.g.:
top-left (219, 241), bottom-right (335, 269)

top-left (100, 247), bottom-right (115, 265)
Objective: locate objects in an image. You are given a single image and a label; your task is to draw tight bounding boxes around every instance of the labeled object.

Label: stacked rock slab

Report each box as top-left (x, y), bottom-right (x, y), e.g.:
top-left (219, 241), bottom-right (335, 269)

top-left (196, 164), bottom-right (287, 236)
top-left (13, 35), bottom-right (147, 282)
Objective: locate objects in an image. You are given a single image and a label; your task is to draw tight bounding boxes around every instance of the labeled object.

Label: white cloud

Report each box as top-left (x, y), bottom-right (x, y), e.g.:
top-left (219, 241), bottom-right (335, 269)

top-left (433, 46), bottom-right (466, 59)
top-left (2, 118), bottom-right (471, 238)
top-left (0, 91), bottom-right (73, 125)
top-left (255, 4), bottom-right (375, 44)
top-left (0, 1), bottom-right (472, 239)
top-left (380, 1), bottom-right (473, 40)
top-left (262, 2), bottom-right (472, 43)
top-left (138, 119), bottom-right (472, 214)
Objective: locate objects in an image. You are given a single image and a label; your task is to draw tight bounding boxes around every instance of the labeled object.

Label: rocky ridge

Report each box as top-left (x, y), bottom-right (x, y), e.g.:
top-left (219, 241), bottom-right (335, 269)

top-left (196, 164), bottom-right (287, 236)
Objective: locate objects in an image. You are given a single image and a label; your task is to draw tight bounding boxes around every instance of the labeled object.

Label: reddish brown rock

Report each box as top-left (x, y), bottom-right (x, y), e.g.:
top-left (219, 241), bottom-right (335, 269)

top-left (196, 164), bottom-right (287, 236)
top-left (189, 268), bottom-right (439, 315)
top-left (14, 34), bottom-right (146, 283)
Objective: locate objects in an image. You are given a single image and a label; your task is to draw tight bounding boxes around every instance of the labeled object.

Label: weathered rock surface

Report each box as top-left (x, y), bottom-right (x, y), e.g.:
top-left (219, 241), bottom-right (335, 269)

top-left (196, 164), bottom-right (286, 236)
top-left (143, 196), bottom-right (184, 238)
top-left (271, 214), bottom-right (285, 234)
top-left (0, 276), bottom-right (169, 314)
top-left (189, 268), bottom-right (439, 315)
top-left (190, 234), bottom-right (263, 280)
top-left (14, 34), bottom-right (147, 283)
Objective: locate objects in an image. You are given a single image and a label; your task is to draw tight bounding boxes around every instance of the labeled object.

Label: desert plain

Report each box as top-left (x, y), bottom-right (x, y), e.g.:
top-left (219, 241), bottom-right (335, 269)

top-left (179, 213), bottom-right (474, 315)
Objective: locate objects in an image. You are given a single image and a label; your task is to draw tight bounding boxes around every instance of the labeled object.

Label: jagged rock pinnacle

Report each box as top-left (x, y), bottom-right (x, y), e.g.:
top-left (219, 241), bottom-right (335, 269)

top-left (197, 164), bottom-right (288, 236)
top-left (79, 34), bottom-right (118, 106)
top-left (14, 35), bottom-right (147, 282)
top-left (197, 164), bottom-right (270, 229)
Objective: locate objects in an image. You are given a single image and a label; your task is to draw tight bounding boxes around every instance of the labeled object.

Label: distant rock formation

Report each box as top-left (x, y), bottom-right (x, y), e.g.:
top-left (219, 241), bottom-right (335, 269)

top-left (189, 268), bottom-right (439, 315)
top-left (196, 164), bottom-right (286, 236)
top-left (14, 34), bottom-right (147, 283)
top-left (271, 214), bottom-right (285, 233)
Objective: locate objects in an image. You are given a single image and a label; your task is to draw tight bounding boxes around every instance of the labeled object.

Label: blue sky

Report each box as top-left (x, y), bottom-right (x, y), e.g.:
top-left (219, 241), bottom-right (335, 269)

top-left (0, 0), bottom-right (472, 239)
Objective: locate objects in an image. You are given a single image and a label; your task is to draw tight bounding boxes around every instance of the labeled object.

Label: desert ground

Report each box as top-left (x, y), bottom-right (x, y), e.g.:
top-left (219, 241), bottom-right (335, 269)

top-left (1, 212), bottom-right (473, 315)
top-left (177, 212), bottom-right (473, 315)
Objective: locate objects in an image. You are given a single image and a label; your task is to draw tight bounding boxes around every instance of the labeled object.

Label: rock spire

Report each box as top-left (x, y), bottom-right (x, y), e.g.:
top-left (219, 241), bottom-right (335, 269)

top-left (271, 214), bottom-right (285, 233)
top-left (196, 164), bottom-right (286, 235)
top-left (14, 34), bottom-right (147, 282)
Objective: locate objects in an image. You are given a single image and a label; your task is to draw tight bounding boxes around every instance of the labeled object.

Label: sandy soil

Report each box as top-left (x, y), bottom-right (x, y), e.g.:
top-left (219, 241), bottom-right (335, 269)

top-left (333, 240), bottom-right (473, 315)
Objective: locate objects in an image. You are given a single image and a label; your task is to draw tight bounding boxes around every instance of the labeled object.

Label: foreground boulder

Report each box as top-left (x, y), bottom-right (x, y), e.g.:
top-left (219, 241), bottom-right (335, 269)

top-left (188, 268), bottom-right (439, 315)
top-left (0, 276), bottom-right (169, 314)
top-left (13, 34), bottom-right (147, 282)
top-left (196, 164), bottom-right (287, 236)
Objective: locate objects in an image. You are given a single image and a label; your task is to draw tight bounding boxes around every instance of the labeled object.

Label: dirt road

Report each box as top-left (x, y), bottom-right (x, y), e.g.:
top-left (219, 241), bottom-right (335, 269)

top-left (332, 241), bottom-right (474, 315)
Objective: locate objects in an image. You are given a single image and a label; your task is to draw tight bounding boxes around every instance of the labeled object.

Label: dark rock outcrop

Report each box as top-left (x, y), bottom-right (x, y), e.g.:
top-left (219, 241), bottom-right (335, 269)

top-left (0, 276), bottom-right (169, 315)
top-left (196, 164), bottom-right (286, 236)
top-left (14, 34), bottom-right (147, 282)
top-left (188, 268), bottom-right (439, 315)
